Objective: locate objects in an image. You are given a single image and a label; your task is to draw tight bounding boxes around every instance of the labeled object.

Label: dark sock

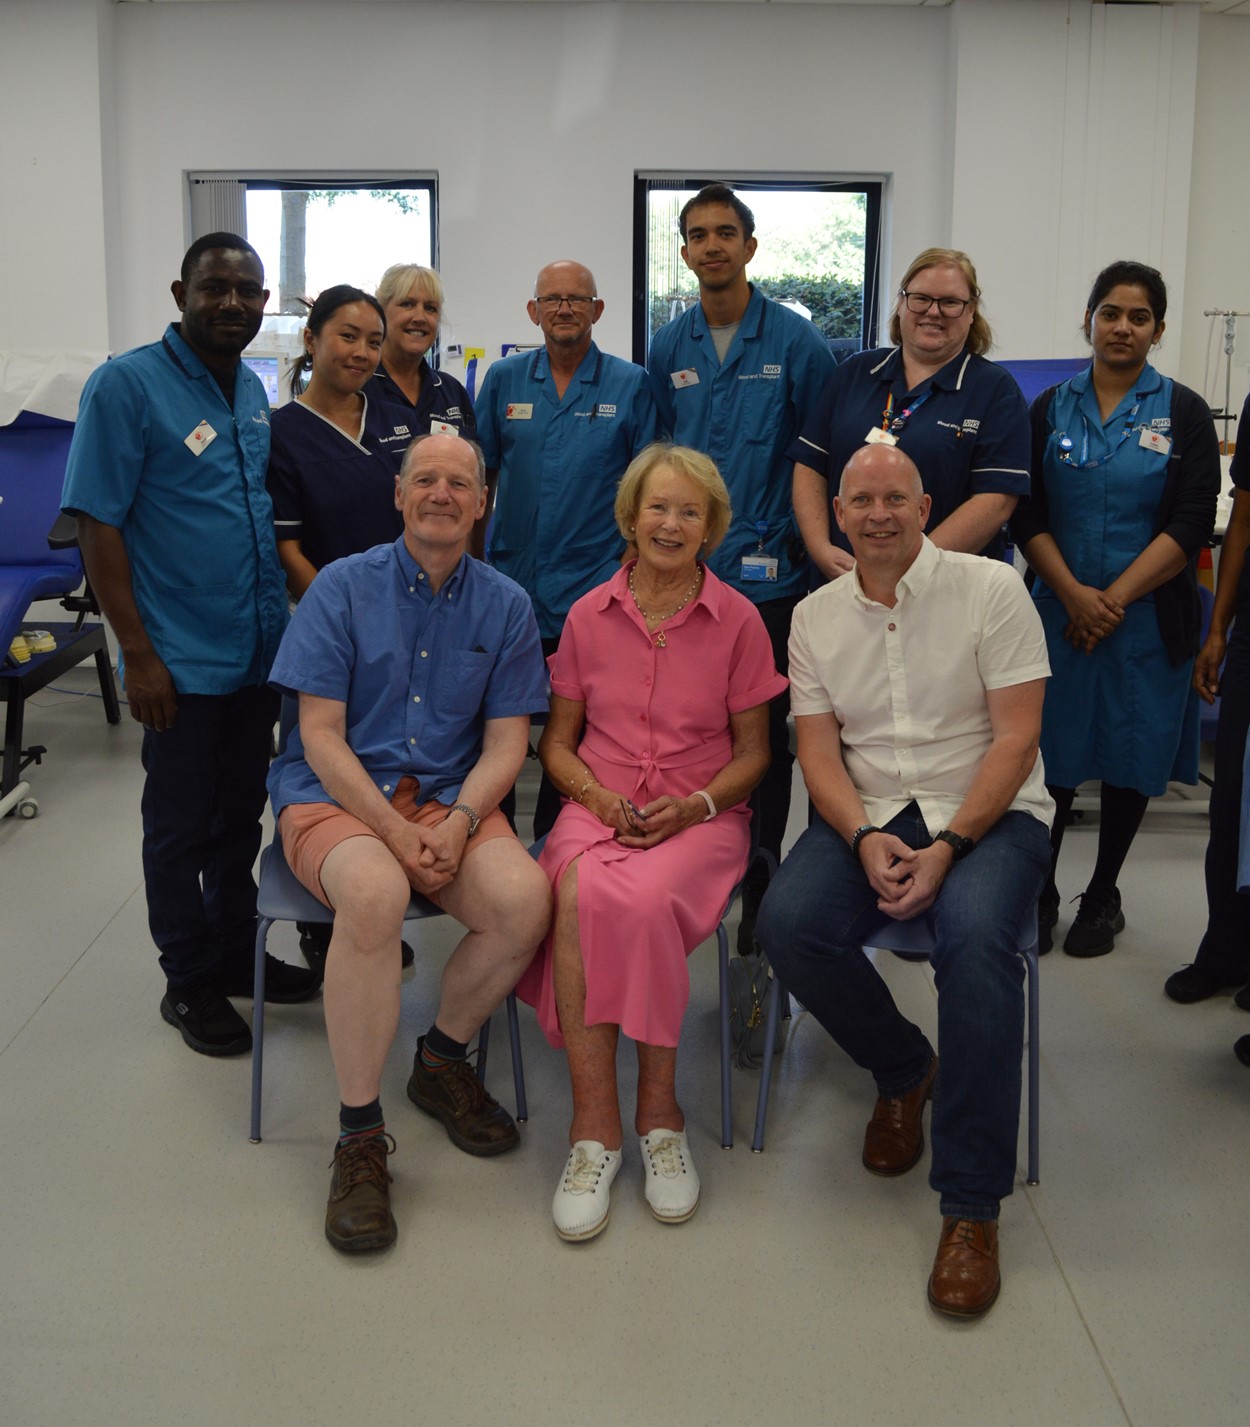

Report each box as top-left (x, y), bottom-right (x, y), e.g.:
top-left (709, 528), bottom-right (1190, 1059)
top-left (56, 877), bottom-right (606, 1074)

top-left (1046, 785), bottom-right (1076, 886)
top-left (1089, 783), bottom-right (1149, 891)
top-left (338, 1097), bottom-right (384, 1148)
top-left (421, 1023), bottom-right (469, 1070)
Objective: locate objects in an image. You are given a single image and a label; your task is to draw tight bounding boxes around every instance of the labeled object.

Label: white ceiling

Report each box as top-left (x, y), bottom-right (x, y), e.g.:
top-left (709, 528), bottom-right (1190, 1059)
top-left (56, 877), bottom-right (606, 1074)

top-left (116, 0), bottom-right (1250, 14)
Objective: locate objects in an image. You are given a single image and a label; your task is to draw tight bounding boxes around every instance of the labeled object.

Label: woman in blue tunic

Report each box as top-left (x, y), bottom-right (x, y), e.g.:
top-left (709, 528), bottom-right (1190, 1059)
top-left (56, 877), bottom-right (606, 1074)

top-left (1013, 262), bottom-right (1219, 956)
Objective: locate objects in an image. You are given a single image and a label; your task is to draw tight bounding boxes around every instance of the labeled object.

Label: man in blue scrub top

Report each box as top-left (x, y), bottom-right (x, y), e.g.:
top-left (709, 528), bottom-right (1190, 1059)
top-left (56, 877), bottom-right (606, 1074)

top-left (61, 233), bottom-right (318, 1060)
top-left (647, 185), bottom-right (836, 935)
top-left (476, 259), bottom-right (659, 835)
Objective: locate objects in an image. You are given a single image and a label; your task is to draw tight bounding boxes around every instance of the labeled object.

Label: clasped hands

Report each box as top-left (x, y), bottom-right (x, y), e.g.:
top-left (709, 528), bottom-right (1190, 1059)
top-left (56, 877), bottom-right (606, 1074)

top-left (1061, 583), bottom-right (1125, 655)
top-left (859, 832), bottom-right (953, 921)
top-left (587, 785), bottom-right (700, 849)
top-left (390, 812), bottom-right (470, 895)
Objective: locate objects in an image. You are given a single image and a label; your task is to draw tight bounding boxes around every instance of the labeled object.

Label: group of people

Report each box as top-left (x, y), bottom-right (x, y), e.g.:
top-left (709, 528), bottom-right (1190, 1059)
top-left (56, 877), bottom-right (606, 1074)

top-left (56, 180), bottom-right (1247, 1319)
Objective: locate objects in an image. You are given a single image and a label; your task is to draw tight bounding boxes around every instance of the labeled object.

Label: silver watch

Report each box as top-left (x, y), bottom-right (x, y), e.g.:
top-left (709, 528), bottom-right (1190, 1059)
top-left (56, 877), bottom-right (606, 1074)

top-left (449, 802), bottom-right (480, 837)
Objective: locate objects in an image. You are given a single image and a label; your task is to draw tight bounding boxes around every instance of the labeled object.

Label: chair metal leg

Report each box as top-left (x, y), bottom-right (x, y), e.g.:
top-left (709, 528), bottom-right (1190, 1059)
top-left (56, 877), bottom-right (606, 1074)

top-left (249, 916), bottom-right (273, 1143)
top-left (717, 923), bottom-right (733, 1148)
top-left (94, 645), bottom-right (121, 723)
top-left (751, 974), bottom-right (786, 1152)
top-left (506, 992), bottom-right (528, 1122)
top-left (1024, 942), bottom-right (1040, 1185)
top-left (477, 1011), bottom-right (492, 1083)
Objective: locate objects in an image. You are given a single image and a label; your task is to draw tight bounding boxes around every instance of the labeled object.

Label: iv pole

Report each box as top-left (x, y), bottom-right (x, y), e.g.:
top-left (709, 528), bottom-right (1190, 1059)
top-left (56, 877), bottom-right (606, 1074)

top-left (1203, 308), bottom-right (1250, 446)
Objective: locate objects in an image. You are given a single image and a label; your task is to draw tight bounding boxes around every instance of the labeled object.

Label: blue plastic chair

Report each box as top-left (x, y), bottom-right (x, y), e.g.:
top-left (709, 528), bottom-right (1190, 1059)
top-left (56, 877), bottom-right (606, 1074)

top-left (751, 910), bottom-right (1042, 1185)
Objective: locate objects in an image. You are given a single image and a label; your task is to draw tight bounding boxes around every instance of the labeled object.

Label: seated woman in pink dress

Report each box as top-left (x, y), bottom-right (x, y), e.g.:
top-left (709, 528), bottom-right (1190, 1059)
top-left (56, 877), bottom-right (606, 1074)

top-left (519, 444), bottom-right (787, 1242)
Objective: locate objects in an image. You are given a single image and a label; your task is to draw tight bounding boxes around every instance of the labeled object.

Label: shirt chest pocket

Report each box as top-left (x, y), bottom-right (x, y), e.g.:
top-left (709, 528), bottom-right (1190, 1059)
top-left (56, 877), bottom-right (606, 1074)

top-left (436, 648), bottom-right (494, 718)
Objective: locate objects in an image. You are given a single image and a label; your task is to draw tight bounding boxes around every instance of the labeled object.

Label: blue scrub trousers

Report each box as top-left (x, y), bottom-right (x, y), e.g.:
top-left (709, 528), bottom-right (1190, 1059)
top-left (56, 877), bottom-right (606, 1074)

top-left (140, 685), bottom-right (279, 989)
top-left (758, 803), bottom-right (1049, 1217)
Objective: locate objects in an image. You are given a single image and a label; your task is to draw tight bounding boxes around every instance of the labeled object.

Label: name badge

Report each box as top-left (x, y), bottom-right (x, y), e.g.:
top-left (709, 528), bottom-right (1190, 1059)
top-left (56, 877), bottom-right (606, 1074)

top-left (865, 427), bottom-right (898, 447)
top-left (741, 554), bottom-right (779, 583)
top-left (184, 420), bottom-right (217, 456)
top-left (1139, 428), bottom-right (1171, 455)
top-left (506, 403), bottom-right (534, 420)
top-left (430, 420), bottom-right (457, 436)
top-left (671, 369), bottom-right (700, 389)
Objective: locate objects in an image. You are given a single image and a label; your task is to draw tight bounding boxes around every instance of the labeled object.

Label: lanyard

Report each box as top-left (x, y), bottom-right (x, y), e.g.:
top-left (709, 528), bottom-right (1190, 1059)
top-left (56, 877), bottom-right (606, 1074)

top-left (1057, 400), bottom-right (1141, 468)
top-left (882, 387), bottom-right (935, 436)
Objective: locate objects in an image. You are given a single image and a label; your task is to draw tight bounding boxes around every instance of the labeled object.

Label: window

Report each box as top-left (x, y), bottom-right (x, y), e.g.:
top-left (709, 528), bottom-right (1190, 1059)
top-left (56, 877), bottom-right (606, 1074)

top-left (189, 172), bottom-right (436, 313)
top-left (632, 175), bottom-right (882, 366)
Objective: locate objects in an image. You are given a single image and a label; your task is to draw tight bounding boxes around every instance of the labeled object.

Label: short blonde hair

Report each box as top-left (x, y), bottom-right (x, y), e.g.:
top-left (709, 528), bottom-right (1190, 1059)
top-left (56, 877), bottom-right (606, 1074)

top-left (888, 247), bottom-right (993, 355)
top-left (614, 443), bottom-right (732, 552)
top-left (376, 263), bottom-right (445, 310)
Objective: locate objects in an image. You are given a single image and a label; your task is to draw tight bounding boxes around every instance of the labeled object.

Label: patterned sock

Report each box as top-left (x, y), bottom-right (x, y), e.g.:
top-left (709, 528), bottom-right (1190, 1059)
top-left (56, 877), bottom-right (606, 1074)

top-left (420, 1023), bottom-right (469, 1071)
top-left (338, 1097), bottom-right (385, 1148)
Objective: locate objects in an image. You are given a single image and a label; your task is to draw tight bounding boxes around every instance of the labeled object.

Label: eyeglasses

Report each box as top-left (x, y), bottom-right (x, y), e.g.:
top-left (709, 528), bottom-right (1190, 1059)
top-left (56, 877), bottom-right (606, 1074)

top-left (900, 290), bottom-right (972, 317)
top-left (534, 295), bottom-right (597, 310)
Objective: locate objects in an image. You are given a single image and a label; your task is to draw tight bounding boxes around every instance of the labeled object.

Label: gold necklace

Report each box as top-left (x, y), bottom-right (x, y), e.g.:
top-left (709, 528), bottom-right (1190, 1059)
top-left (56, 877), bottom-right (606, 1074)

top-left (628, 565), bottom-right (702, 649)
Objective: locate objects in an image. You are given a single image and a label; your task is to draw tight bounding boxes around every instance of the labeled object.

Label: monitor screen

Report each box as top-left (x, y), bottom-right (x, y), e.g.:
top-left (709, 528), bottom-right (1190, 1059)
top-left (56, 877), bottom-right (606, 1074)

top-left (242, 355), bottom-right (281, 405)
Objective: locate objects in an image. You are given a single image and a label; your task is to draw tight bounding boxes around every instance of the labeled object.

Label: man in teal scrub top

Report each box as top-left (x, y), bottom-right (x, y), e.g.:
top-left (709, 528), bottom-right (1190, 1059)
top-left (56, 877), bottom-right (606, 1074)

top-left (62, 233), bottom-right (319, 1060)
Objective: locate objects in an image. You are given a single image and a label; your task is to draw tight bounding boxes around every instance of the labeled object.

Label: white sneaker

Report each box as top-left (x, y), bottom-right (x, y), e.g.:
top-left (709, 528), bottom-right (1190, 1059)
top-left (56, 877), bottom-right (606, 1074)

top-left (640, 1128), bottom-right (700, 1224)
top-left (552, 1140), bottom-right (622, 1242)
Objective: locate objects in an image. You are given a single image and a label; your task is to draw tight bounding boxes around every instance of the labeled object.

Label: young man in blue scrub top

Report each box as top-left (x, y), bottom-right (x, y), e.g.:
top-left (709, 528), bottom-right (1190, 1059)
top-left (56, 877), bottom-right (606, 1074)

top-left (475, 259), bottom-right (660, 836)
top-left (61, 233), bottom-right (319, 1060)
top-left (647, 185), bottom-right (836, 940)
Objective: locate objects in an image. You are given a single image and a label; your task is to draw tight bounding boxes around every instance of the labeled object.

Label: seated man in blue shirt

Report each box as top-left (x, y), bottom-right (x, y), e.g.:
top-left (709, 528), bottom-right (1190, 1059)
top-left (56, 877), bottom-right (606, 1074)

top-left (267, 432), bottom-right (552, 1255)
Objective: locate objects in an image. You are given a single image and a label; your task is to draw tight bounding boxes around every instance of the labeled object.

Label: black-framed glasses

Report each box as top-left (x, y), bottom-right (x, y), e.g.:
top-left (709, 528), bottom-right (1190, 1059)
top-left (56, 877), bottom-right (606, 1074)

top-left (900, 290), bottom-right (972, 317)
top-left (534, 295), bottom-right (597, 310)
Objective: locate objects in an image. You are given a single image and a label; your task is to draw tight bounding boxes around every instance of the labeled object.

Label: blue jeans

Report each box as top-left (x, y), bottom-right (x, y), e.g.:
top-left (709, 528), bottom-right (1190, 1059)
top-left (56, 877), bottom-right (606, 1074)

top-left (757, 803), bottom-right (1049, 1218)
top-left (141, 685), bottom-right (279, 989)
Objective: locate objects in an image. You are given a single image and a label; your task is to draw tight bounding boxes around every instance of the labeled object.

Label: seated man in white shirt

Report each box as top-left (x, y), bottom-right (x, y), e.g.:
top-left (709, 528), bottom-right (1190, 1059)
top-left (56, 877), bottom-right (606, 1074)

top-left (757, 442), bottom-right (1052, 1318)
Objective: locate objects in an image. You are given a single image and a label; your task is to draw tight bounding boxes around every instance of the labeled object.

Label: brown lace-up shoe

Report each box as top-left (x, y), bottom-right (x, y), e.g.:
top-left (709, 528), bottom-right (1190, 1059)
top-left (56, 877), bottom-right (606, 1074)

top-left (862, 1054), bottom-right (937, 1176)
top-left (325, 1134), bottom-right (397, 1254)
top-left (406, 1037), bottom-right (520, 1156)
top-left (927, 1216), bottom-right (1000, 1316)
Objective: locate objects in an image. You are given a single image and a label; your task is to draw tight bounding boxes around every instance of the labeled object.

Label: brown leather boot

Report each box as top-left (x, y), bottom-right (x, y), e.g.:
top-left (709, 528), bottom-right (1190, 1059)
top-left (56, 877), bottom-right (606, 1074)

top-left (325, 1133), bottom-right (397, 1254)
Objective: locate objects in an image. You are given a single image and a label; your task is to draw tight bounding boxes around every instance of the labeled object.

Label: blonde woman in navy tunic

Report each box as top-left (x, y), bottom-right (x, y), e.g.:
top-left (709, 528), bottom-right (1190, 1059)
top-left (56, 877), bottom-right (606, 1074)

top-left (1013, 262), bottom-right (1219, 957)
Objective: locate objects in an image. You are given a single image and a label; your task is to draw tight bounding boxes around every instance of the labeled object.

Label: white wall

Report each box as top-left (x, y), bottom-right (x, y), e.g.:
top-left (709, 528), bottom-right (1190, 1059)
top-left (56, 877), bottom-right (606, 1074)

top-left (2, 0), bottom-right (1246, 403)
top-left (1182, 13), bottom-right (1250, 422)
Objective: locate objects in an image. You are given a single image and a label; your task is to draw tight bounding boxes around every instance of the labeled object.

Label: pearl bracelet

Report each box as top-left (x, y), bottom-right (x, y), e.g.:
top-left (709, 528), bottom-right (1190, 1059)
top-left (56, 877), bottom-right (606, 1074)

top-left (692, 789), bottom-right (717, 822)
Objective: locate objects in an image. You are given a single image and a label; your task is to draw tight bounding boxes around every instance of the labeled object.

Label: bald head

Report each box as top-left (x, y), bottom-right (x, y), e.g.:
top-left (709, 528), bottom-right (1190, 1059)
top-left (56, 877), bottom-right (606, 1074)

top-left (838, 443), bottom-right (924, 502)
top-left (528, 261), bottom-right (603, 356)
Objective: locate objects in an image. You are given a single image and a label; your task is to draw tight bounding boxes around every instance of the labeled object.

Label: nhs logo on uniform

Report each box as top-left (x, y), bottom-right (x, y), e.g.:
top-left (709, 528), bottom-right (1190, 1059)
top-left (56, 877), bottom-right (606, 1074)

top-left (596, 404), bottom-right (617, 417)
top-left (762, 364), bottom-right (782, 377)
top-left (391, 424), bottom-right (411, 438)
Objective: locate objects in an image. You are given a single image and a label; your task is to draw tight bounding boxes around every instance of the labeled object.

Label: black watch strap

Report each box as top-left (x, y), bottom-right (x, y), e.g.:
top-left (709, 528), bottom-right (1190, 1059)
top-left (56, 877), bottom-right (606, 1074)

top-left (849, 823), bottom-right (883, 860)
top-left (934, 828), bottom-right (974, 861)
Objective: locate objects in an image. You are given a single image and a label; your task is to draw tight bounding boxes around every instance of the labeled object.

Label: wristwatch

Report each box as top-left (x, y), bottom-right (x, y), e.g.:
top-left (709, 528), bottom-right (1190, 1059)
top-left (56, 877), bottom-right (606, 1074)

top-left (449, 802), bottom-right (481, 837)
top-left (934, 829), bottom-right (974, 861)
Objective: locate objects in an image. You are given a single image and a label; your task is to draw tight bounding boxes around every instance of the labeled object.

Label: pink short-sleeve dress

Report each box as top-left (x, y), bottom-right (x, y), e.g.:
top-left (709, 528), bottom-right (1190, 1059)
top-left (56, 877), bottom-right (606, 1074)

top-left (517, 563), bottom-right (788, 1049)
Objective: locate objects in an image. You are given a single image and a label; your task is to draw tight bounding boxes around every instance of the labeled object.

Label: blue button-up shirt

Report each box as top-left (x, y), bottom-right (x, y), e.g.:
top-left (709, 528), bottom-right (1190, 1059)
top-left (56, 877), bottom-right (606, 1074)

top-left (648, 286), bottom-right (836, 601)
top-left (267, 538), bottom-right (548, 815)
top-left (475, 342), bottom-right (659, 638)
top-left (61, 324), bottom-right (287, 693)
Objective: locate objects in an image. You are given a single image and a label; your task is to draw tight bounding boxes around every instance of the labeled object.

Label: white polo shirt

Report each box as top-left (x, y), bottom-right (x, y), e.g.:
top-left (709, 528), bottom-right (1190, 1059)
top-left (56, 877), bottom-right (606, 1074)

top-left (788, 537), bottom-right (1054, 833)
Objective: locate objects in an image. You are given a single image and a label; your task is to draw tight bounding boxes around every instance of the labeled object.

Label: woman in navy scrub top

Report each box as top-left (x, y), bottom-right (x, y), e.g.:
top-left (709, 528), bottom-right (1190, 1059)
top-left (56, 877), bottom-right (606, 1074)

top-left (1013, 262), bottom-right (1219, 957)
top-left (268, 285), bottom-right (402, 600)
top-left (370, 264), bottom-right (476, 441)
top-left (791, 247), bottom-right (1030, 581)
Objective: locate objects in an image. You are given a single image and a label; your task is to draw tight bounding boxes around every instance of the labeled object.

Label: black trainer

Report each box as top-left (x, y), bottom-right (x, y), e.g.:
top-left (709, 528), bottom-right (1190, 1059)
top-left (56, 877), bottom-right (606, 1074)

top-left (1163, 964), bottom-right (1244, 1004)
top-left (220, 953), bottom-right (322, 1003)
top-left (1037, 882), bottom-right (1060, 956)
top-left (160, 983), bottom-right (252, 1056)
top-left (1235, 1036), bottom-right (1250, 1068)
top-left (1063, 886), bottom-right (1125, 958)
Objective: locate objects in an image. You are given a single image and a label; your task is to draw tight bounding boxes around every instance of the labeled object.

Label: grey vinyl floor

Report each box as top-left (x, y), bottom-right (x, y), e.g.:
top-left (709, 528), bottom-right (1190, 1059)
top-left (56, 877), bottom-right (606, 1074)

top-left (2, 664), bottom-right (1247, 1427)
